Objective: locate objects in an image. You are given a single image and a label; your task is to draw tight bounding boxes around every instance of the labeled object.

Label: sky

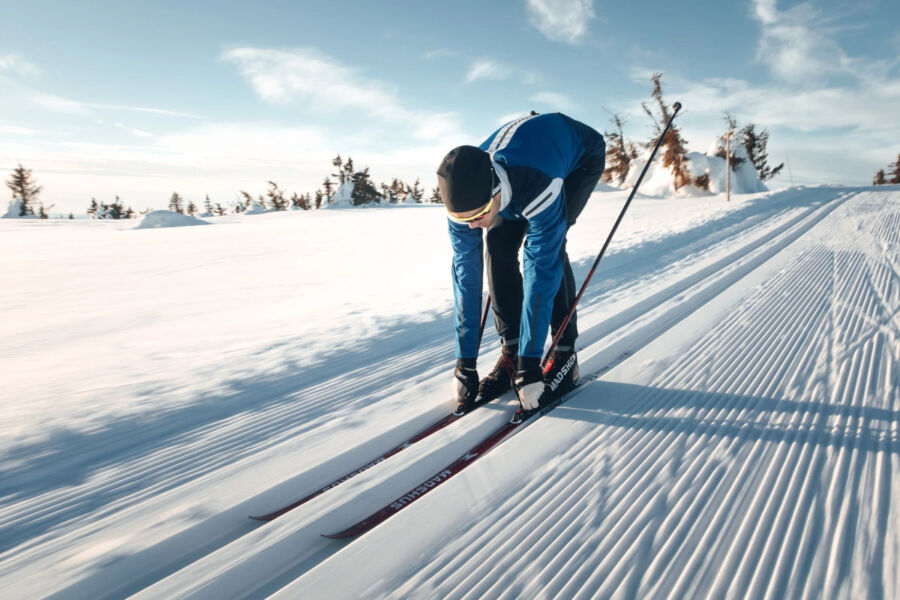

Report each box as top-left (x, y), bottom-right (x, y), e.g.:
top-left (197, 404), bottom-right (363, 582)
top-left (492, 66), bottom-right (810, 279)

top-left (1, 0), bottom-right (899, 213)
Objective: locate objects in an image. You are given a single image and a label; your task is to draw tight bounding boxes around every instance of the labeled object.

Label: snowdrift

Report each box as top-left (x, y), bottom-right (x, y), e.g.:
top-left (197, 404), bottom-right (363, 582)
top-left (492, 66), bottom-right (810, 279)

top-left (623, 135), bottom-right (766, 198)
top-left (136, 210), bottom-right (211, 229)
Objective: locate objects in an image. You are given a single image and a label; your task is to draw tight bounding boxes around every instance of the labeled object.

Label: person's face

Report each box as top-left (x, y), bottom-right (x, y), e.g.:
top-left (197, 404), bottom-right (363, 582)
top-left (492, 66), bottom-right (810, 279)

top-left (453, 192), bottom-right (501, 229)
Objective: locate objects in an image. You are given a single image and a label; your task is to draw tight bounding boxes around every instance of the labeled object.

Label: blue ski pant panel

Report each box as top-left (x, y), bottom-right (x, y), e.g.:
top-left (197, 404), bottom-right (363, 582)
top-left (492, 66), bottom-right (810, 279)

top-left (485, 146), bottom-right (605, 356)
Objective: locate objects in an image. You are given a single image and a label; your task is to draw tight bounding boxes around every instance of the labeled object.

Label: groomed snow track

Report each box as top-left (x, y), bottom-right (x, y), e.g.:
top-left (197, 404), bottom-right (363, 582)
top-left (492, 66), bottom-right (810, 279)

top-left (2, 186), bottom-right (898, 599)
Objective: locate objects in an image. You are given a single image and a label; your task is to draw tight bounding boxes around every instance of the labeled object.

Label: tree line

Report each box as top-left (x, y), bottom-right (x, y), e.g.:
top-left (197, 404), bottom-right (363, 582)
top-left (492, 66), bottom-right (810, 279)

top-left (601, 73), bottom-right (783, 191)
top-left (95, 154), bottom-right (442, 219)
top-left (872, 155), bottom-right (900, 185)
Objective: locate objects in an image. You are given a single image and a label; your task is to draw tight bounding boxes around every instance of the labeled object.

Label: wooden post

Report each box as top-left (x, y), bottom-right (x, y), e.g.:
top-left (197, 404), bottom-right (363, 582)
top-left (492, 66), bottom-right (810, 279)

top-left (725, 131), bottom-right (732, 202)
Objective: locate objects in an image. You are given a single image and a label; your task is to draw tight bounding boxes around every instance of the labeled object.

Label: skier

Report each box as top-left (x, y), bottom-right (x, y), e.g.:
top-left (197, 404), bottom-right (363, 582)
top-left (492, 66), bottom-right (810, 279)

top-left (438, 112), bottom-right (606, 414)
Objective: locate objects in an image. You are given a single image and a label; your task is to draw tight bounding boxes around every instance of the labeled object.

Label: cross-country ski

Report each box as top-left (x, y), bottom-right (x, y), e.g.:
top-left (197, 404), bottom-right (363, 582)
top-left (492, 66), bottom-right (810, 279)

top-left (3, 2), bottom-right (899, 598)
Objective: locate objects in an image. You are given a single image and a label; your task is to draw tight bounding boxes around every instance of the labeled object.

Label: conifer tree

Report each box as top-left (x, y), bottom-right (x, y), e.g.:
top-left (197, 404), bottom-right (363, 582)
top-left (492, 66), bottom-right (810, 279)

top-left (87, 198), bottom-right (99, 216)
top-left (204, 194), bottom-right (213, 214)
top-left (6, 163), bottom-right (42, 216)
top-left (873, 169), bottom-right (886, 185)
top-left (350, 166), bottom-right (381, 205)
top-left (315, 189), bottom-right (324, 209)
top-left (642, 74), bottom-right (692, 190)
top-left (168, 191), bottom-right (185, 214)
top-left (601, 113), bottom-right (633, 185)
top-left (186, 200), bottom-right (198, 216)
top-left (714, 113), bottom-right (746, 170)
top-left (740, 124), bottom-right (783, 181)
top-left (236, 191), bottom-right (253, 213)
top-left (411, 178), bottom-right (424, 203)
top-left (322, 177), bottom-right (334, 204)
top-left (266, 181), bottom-right (288, 210)
top-left (107, 195), bottom-right (124, 219)
top-left (332, 155), bottom-right (346, 184)
top-left (889, 154), bottom-right (900, 184)
top-left (430, 187), bottom-right (442, 203)
top-left (69, 213), bottom-right (74, 220)
top-left (290, 191), bottom-right (310, 210)
top-left (214, 202), bottom-right (227, 216)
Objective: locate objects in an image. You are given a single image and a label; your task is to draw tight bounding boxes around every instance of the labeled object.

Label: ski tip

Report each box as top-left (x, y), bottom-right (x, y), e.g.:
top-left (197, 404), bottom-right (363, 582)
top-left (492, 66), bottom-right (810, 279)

top-left (321, 531), bottom-right (353, 540)
top-left (249, 514), bottom-right (275, 522)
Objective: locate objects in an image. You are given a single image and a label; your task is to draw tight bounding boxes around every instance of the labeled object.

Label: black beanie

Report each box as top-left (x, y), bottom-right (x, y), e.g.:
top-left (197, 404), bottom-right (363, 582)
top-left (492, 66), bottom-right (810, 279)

top-left (436, 145), bottom-right (495, 213)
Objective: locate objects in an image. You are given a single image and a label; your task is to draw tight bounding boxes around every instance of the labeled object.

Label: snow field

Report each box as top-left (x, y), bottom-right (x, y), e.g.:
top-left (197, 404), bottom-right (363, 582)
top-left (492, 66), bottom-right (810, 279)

top-left (1, 186), bottom-right (897, 598)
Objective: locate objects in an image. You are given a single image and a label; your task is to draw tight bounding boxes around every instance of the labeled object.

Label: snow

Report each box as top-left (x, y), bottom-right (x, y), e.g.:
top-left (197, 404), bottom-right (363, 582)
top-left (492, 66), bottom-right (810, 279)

top-left (2, 199), bottom-right (35, 219)
top-left (1, 185), bottom-right (898, 599)
top-left (323, 182), bottom-right (354, 208)
top-left (624, 136), bottom-right (766, 197)
top-left (136, 210), bottom-right (211, 229)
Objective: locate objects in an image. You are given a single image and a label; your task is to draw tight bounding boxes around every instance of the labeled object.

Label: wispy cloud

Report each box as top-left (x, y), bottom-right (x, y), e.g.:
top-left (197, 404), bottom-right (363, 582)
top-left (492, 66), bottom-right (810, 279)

top-left (222, 47), bottom-right (463, 141)
top-left (465, 58), bottom-right (541, 86)
top-left (466, 59), bottom-right (509, 83)
top-left (526, 0), bottom-right (595, 45)
top-left (26, 88), bottom-right (200, 118)
top-left (115, 123), bottom-right (154, 138)
top-left (0, 124), bottom-right (36, 136)
top-left (0, 53), bottom-right (39, 77)
top-left (530, 91), bottom-right (578, 111)
top-left (750, 0), bottom-right (848, 82)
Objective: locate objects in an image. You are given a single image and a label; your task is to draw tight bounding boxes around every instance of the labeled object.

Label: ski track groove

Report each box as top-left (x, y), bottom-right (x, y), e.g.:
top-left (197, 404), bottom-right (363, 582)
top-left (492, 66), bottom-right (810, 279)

top-left (10, 188), bottom-right (900, 599)
top-left (378, 191), bottom-right (900, 600)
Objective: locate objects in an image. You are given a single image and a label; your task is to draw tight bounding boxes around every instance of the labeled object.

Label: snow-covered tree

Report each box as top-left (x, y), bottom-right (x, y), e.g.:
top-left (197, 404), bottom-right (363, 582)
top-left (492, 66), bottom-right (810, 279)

top-left (87, 198), bottom-right (100, 216)
top-left (6, 163), bottom-right (42, 216)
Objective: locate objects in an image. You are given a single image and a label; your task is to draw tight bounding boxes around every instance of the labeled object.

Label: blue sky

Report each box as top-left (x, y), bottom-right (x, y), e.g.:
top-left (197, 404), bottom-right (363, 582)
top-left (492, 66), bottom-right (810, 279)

top-left (2, 0), bottom-right (899, 212)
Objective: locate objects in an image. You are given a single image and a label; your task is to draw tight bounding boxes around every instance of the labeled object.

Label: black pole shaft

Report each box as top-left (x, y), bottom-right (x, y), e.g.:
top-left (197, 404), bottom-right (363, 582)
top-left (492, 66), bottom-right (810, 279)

top-left (542, 102), bottom-right (683, 367)
top-left (477, 294), bottom-right (491, 348)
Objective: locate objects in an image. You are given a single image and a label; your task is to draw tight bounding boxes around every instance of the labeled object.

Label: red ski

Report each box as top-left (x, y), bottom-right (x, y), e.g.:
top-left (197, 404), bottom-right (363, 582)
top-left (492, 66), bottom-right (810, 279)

top-left (322, 419), bottom-right (521, 539)
top-left (321, 376), bottom-right (593, 539)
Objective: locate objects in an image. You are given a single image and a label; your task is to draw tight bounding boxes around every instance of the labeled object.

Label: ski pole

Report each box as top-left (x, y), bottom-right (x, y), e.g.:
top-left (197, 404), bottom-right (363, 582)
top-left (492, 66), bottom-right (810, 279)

top-left (542, 101), bottom-right (683, 368)
top-left (477, 294), bottom-right (491, 348)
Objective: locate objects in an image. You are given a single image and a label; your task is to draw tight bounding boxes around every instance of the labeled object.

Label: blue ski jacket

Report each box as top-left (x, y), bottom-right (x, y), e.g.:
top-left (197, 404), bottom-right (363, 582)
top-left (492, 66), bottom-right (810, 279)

top-left (448, 112), bottom-right (605, 359)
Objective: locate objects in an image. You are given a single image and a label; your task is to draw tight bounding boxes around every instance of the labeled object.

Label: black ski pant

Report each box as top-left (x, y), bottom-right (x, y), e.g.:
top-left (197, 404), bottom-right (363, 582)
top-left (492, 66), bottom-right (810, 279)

top-left (486, 151), bottom-right (606, 357)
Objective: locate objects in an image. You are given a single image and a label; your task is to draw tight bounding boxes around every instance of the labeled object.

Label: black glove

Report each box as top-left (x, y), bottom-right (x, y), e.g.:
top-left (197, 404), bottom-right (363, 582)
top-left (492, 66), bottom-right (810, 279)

top-left (514, 356), bottom-right (545, 411)
top-left (453, 358), bottom-right (479, 409)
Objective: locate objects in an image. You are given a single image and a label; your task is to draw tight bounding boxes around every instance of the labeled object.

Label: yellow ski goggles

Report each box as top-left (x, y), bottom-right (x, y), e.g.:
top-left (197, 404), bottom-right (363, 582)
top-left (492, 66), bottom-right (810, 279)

top-left (449, 196), bottom-right (494, 222)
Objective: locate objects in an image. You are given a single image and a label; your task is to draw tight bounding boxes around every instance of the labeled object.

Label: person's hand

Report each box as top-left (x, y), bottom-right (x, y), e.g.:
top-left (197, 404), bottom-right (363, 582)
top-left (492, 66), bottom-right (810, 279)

top-left (514, 358), bottom-right (545, 411)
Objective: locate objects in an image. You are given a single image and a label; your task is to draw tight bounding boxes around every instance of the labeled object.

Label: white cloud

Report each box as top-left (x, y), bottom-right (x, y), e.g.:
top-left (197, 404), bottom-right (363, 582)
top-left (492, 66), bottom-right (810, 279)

top-left (531, 91), bottom-right (578, 111)
top-left (222, 47), bottom-right (463, 142)
top-left (466, 59), bottom-right (509, 84)
top-left (0, 53), bottom-right (39, 77)
top-left (115, 123), bottom-right (154, 138)
top-left (0, 124), bottom-right (37, 136)
top-left (26, 88), bottom-right (199, 118)
top-left (750, 0), bottom-right (847, 82)
top-left (465, 58), bottom-right (542, 86)
top-left (526, 0), bottom-right (595, 45)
